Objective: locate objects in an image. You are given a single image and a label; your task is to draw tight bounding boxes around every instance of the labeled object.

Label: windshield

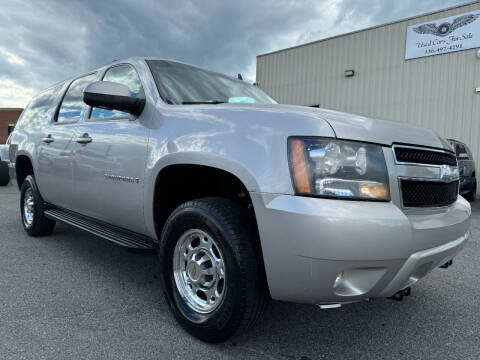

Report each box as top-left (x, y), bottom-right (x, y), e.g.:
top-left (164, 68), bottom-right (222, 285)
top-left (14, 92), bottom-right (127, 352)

top-left (147, 60), bottom-right (277, 105)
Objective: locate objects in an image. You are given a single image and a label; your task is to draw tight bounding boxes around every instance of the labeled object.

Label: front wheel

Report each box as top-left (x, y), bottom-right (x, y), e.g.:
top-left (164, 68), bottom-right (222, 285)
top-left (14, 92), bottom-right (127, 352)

top-left (20, 175), bottom-right (55, 236)
top-left (158, 198), bottom-right (269, 342)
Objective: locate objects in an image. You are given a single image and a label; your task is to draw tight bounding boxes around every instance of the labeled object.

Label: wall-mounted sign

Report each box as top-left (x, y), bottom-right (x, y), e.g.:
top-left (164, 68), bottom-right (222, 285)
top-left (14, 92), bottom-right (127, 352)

top-left (406, 10), bottom-right (480, 60)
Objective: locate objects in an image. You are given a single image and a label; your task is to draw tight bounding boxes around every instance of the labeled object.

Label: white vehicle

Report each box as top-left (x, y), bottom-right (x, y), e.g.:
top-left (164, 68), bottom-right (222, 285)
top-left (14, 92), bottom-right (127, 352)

top-left (0, 134), bottom-right (11, 186)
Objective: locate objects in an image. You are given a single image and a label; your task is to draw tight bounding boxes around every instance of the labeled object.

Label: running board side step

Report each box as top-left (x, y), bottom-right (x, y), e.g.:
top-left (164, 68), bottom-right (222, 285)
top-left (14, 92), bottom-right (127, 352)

top-left (44, 208), bottom-right (156, 250)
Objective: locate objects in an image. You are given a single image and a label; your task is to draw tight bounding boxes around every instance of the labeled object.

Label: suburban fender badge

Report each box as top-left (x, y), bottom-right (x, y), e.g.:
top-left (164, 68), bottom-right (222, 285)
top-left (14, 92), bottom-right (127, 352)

top-left (104, 173), bottom-right (140, 184)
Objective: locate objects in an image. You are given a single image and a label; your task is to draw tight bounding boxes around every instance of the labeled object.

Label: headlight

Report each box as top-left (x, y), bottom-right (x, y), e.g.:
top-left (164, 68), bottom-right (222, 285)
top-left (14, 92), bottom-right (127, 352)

top-left (288, 137), bottom-right (390, 200)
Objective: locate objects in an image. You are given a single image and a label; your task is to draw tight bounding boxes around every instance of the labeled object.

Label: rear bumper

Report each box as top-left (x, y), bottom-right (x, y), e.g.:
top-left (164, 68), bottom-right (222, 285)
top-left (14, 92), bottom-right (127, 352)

top-left (251, 193), bottom-right (471, 305)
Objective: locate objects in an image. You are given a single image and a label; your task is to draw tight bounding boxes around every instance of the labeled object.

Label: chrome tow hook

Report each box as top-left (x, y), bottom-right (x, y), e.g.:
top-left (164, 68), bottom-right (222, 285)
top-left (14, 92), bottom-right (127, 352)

top-left (388, 287), bottom-right (411, 301)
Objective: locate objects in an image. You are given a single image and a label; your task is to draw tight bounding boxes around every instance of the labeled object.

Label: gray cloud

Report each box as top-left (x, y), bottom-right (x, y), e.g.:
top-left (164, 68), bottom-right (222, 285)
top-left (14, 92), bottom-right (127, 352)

top-left (0, 0), bottom-right (471, 107)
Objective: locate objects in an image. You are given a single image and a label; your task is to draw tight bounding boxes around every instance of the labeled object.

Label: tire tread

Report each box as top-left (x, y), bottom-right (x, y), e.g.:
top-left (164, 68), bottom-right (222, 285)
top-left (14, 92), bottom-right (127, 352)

top-left (20, 175), bottom-right (55, 236)
top-left (160, 197), bottom-right (269, 342)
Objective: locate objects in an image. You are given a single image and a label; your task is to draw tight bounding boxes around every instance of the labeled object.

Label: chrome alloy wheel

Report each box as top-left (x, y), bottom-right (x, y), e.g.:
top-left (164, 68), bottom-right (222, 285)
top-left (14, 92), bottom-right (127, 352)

top-left (23, 188), bottom-right (34, 227)
top-left (173, 229), bottom-right (226, 315)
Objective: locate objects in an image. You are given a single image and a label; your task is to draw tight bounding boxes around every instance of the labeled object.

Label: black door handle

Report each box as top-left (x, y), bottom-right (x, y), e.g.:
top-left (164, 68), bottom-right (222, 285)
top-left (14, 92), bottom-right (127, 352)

top-left (75, 133), bottom-right (92, 144)
top-left (42, 134), bottom-right (54, 144)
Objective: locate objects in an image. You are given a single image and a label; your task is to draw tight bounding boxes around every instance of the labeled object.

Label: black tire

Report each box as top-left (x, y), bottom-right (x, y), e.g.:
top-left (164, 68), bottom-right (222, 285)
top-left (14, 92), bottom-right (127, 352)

top-left (465, 177), bottom-right (476, 202)
top-left (20, 175), bottom-right (55, 236)
top-left (0, 161), bottom-right (9, 186)
top-left (158, 197), bottom-right (269, 342)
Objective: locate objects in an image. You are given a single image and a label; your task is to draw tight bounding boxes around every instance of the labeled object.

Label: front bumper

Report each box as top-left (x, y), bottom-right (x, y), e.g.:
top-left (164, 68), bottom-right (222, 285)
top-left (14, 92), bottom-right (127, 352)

top-left (8, 162), bottom-right (15, 181)
top-left (251, 193), bottom-right (471, 305)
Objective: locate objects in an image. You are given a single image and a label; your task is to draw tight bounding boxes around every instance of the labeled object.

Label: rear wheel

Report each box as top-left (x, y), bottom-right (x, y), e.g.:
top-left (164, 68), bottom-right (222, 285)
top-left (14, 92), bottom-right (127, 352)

top-left (20, 175), bottom-right (55, 236)
top-left (158, 197), bottom-right (269, 342)
top-left (465, 177), bottom-right (476, 202)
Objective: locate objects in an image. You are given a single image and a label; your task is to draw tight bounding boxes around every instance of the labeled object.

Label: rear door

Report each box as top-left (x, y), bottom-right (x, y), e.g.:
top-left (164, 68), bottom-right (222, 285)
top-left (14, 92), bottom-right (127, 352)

top-left (71, 64), bottom-right (149, 234)
top-left (37, 73), bottom-right (97, 208)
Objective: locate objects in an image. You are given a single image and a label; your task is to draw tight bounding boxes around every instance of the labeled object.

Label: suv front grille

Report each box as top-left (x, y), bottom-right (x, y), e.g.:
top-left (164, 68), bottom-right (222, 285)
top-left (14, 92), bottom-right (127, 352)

top-left (394, 147), bottom-right (457, 166)
top-left (401, 180), bottom-right (459, 207)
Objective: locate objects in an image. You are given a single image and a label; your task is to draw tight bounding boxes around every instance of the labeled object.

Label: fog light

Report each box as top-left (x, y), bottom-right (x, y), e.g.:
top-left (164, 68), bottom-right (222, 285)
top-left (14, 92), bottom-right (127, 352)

top-left (333, 272), bottom-right (343, 289)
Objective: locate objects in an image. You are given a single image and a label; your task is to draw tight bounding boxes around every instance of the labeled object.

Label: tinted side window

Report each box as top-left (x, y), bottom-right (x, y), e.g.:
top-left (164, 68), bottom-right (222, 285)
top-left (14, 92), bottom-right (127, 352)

top-left (456, 143), bottom-right (468, 158)
top-left (455, 143), bottom-right (461, 156)
top-left (57, 73), bottom-right (97, 123)
top-left (91, 65), bottom-right (143, 119)
top-left (466, 146), bottom-right (473, 160)
top-left (16, 83), bottom-right (65, 129)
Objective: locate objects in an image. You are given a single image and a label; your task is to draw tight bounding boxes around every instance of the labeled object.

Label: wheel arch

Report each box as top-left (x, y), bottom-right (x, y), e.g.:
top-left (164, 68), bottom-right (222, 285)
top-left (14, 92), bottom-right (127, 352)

top-left (144, 153), bottom-right (262, 239)
top-left (15, 152), bottom-right (34, 189)
top-left (149, 159), bottom-right (260, 239)
top-left (146, 155), bottom-right (270, 294)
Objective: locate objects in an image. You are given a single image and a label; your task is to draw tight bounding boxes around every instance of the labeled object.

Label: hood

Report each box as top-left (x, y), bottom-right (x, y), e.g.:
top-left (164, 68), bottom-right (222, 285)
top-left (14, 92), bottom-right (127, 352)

top-left (234, 103), bottom-right (450, 151)
top-left (312, 107), bottom-right (452, 151)
top-left (166, 102), bottom-right (452, 152)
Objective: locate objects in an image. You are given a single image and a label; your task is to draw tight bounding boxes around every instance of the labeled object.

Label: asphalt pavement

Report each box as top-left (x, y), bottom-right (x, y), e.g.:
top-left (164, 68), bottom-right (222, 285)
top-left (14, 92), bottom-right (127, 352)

top-left (0, 182), bottom-right (479, 360)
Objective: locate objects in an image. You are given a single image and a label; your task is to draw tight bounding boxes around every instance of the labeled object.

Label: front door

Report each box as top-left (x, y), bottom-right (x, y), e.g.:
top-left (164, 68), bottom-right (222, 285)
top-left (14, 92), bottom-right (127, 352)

top-left (72, 64), bottom-right (149, 234)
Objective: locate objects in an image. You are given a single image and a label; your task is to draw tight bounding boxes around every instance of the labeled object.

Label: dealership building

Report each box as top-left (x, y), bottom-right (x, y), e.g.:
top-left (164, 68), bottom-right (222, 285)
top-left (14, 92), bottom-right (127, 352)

top-left (257, 1), bottom-right (480, 194)
top-left (0, 108), bottom-right (22, 144)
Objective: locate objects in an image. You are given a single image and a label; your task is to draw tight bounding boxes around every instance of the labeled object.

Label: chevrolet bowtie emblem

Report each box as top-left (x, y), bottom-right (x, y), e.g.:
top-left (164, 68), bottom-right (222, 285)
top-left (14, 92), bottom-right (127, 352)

top-left (439, 165), bottom-right (459, 183)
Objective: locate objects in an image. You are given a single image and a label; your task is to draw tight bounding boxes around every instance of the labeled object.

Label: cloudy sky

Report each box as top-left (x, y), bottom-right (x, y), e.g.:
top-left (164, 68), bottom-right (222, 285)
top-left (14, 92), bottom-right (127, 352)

top-left (0, 0), bottom-right (472, 108)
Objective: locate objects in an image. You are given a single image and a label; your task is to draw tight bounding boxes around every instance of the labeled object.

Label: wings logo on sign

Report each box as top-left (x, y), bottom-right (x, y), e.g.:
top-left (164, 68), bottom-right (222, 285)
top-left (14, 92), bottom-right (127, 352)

top-left (413, 14), bottom-right (479, 37)
top-left (406, 11), bottom-right (480, 60)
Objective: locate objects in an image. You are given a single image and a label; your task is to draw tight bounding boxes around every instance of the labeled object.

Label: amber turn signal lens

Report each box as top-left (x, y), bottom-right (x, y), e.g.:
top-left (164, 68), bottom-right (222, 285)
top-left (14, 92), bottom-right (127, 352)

top-left (291, 140), bottom-right (312, 194)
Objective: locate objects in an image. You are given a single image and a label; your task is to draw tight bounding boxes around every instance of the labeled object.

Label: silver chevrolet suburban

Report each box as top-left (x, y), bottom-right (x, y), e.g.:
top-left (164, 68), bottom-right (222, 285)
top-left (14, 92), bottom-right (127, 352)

top-left (9, 57), bottom-right (471, 342)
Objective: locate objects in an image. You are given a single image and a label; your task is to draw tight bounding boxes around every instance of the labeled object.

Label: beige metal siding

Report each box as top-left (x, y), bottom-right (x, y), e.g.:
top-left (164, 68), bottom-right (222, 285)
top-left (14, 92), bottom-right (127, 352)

top-left (257, 2), bottom-right (480, 193)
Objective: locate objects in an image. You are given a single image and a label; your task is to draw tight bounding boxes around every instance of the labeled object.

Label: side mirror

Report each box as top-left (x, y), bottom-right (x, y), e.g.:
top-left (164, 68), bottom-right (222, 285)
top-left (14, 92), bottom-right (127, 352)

top-left (83, 81), bottom-right (145, 117)
top-left (458, 153), bottom-right (469, 159)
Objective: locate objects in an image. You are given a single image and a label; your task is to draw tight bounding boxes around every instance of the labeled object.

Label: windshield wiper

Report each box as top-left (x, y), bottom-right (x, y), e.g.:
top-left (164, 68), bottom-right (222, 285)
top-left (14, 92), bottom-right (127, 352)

top-left (182, 100), bottom-right (226, 105)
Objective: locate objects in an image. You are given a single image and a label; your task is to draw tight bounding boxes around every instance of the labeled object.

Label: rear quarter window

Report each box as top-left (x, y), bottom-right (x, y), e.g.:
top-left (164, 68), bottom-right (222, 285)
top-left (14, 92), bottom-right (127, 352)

top-left (16, 83), bottom-right (66, 129)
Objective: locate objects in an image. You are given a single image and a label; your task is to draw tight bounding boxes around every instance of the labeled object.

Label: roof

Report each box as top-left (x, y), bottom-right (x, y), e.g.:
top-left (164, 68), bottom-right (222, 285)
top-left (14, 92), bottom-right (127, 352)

top-left (31, 57), bottom-right (242, 101)
top-left (257, 1), bottom-right (479, 57)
